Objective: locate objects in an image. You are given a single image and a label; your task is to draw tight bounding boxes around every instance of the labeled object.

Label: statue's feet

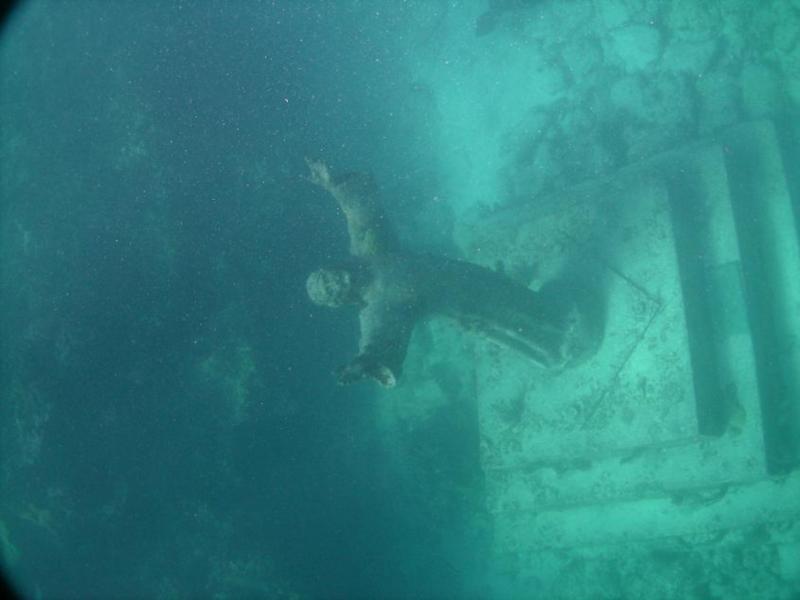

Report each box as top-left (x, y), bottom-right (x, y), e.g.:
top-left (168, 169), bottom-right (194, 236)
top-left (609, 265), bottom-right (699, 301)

top-left (558, 300), bottom-right (603, 368)
top-left (537, 277), bottom-right (605, 369)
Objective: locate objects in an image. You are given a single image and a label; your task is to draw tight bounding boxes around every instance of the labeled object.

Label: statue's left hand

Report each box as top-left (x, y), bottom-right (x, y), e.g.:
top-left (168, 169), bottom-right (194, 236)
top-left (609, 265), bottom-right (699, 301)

top-left (335, 360), bottom-right (367, 385)
top-left (335, 356), bottom-right (397, 388)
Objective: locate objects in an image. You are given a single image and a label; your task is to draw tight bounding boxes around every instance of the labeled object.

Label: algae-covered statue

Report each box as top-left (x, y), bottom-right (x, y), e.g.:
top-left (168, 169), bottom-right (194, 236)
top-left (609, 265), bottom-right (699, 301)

top-left (305, 159), bottom-right (601, 388)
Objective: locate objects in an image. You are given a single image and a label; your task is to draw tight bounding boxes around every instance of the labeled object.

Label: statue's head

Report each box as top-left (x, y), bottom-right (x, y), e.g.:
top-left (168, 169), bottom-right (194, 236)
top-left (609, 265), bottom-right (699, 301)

top-left (306, 267), bottom-right (360, 308)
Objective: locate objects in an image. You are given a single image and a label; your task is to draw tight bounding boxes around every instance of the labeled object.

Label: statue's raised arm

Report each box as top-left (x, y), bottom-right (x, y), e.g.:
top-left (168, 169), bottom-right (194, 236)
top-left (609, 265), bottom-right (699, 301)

top-left (306, 159), bottom-right (398, 258)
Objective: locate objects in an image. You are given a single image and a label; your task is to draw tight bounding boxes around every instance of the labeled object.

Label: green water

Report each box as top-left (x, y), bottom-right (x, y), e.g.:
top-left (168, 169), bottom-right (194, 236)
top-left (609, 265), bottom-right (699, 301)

top-left (2, 1), bottom-right (799, 598)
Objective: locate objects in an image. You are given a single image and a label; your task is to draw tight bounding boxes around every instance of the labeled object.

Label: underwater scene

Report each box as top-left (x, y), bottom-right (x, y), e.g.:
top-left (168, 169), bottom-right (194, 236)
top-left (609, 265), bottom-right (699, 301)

top-left (2, 1), bottom-right (800, 598)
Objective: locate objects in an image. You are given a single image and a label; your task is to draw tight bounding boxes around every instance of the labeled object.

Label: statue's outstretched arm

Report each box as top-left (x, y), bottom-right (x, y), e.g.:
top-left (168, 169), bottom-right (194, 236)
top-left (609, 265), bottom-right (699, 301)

top-left (335, 300), bottom-right (416, 388)
top-left (306, 159), bottom-right (398, 257)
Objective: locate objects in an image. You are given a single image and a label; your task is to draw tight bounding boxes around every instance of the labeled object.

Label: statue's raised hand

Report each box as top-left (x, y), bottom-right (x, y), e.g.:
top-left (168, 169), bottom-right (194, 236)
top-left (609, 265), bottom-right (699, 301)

top-left (305, 158), bottom-right (332, 191)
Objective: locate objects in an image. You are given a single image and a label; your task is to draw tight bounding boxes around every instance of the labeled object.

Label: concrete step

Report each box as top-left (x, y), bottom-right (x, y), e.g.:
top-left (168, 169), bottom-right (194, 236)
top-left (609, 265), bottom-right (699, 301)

top-left (491, 470), bottom-right (800, 552)
top-left (490, 482), bottom-right (800, 600)
top-left (482, 429), bottom-right (766, 514)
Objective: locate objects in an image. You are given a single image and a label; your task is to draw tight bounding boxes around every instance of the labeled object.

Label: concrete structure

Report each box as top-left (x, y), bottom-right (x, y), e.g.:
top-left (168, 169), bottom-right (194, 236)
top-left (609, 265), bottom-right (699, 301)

top-left (453, 119), bottom-right (800, 597)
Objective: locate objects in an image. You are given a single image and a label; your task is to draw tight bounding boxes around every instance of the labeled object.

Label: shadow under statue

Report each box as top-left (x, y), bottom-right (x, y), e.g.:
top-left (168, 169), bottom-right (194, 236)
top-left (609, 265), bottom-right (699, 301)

top-left (305, 159), bottom-right (602, 388)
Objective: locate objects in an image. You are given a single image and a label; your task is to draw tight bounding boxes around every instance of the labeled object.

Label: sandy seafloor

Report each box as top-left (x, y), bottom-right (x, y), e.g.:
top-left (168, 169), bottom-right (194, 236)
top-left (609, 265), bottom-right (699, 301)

top-left (2, 1), bottom-right (800, 598)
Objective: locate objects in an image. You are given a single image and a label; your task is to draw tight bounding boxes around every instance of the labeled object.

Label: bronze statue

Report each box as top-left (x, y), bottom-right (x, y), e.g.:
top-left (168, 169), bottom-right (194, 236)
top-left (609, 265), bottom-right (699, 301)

top-left (305, 159), bottom-right (600, 387)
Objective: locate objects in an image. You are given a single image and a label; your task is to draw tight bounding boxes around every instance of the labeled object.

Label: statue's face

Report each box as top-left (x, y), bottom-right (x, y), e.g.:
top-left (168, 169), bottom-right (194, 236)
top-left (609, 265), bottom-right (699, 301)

top-left (306, 268), bottom-right (355, 307)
